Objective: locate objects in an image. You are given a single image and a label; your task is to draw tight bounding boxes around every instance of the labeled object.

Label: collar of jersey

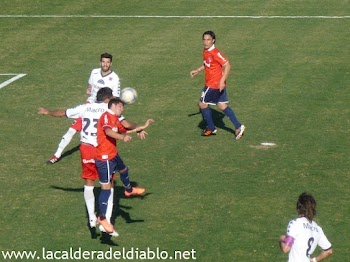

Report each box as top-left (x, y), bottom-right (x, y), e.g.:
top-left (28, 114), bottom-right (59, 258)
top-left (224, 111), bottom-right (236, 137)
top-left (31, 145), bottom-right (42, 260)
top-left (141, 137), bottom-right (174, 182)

top-left (206, 44), bottom-right (215, 51)
top-left (107, 109), bottom-right (116, 115)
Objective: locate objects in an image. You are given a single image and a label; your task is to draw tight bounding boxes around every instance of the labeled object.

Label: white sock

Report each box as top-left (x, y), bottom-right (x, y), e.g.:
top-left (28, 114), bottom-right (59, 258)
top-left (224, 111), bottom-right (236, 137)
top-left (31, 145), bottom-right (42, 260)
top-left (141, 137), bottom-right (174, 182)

top-left (54, 128), bottom-right (77, 158)
top-left (84, 185), bottom-right (96, 222)
top-left (106, 187), bottom-right (114, 223)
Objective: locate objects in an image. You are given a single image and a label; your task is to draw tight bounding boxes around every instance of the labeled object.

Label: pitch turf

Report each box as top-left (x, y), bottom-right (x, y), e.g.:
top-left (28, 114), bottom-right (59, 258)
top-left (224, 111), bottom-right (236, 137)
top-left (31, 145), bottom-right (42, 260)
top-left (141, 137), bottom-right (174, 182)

top-left (0, 1), bottom-right (349, 261)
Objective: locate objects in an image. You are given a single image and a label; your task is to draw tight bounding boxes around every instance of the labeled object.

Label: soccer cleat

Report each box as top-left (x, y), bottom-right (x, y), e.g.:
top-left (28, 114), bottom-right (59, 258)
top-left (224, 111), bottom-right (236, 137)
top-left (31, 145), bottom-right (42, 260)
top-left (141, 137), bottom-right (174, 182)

top-left (201, 128), bottom-right (217, 137)
top-left (124, 187), bottom-right (145, 197)
top-left (235, 125), bottom-right (246, 140)
top-left (47, 155), bottom-right (60, 164)
top-left (97, 217), bottom-right (114, 233)
top-left (99, 225), bottom-right (119, 237)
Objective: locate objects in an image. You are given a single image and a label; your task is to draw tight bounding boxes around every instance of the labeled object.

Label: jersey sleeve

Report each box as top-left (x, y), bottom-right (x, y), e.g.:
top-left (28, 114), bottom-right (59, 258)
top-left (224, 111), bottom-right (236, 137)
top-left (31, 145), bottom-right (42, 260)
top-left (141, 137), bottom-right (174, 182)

top-left (116, 119), bottom-right (127, 134)
top-left (214, 50), bottom-right (229, 66)
top-left (111, 74), bottom-right (121, 97)
top-left (101, 113), bottom-right (113, 130)
top-left (286, 219), bottom-right (298, 239)
top-left (318, 228), bottom-right (332, 250)
top-left (65, 104), bottom-right (86, 119)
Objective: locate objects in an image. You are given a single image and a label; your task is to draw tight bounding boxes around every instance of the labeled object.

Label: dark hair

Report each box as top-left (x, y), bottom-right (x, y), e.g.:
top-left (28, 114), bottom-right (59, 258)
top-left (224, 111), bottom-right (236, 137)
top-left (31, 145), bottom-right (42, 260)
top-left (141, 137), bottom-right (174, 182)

top-left (296, 192), bottom-right (317, 222)
top-left (108, 97), bottom-right (124, 108)
top-left (96, 87), bottom-right (113, 102)
top-left (100, 53), bottom-right (113, 62)
top-left (203, 31), bottom-right (216, 43)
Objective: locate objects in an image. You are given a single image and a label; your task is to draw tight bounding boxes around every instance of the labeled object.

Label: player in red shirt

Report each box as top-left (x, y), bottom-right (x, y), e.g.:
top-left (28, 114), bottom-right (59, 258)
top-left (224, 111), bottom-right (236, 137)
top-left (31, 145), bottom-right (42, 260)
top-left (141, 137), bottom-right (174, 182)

top-left (95, 98), bottom-right (154, 234)
top-left (190, 31), bottom-right (245, 139)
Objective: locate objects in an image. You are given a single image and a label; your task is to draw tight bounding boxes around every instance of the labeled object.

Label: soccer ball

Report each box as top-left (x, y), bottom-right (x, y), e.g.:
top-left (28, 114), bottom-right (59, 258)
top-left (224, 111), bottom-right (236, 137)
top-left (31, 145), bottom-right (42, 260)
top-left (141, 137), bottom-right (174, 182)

top-left (120, 87), bottom-right (138, 104)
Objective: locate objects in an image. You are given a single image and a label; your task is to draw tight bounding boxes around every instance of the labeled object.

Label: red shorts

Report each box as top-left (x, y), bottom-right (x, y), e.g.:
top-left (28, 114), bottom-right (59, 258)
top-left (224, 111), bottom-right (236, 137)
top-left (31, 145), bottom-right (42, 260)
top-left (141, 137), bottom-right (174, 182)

top-left (80, 143), bottom-right (98, 181)
top-left (70, 117), bottom-right (82, 131)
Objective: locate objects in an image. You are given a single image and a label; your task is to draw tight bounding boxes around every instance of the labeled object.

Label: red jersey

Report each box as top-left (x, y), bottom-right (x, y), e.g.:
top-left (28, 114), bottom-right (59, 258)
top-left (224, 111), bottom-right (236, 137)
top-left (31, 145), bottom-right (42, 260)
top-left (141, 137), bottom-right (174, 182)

top-left (96, 109), bottom-right (127, 160)
top-left (203, 45), bottom-right (229, 89)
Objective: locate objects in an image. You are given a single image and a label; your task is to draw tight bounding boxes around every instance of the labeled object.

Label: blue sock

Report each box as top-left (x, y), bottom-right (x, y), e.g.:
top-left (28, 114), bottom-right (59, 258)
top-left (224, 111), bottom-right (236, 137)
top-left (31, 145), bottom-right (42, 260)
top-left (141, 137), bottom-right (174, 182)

top-left (98, 189), bottom-right (111, 218)
top-left (223, 107), bottom-right (241, 129)
top-left (120, 168), bottom-right (132, 192)
top-left (201, 107), bottom-right (215, 131)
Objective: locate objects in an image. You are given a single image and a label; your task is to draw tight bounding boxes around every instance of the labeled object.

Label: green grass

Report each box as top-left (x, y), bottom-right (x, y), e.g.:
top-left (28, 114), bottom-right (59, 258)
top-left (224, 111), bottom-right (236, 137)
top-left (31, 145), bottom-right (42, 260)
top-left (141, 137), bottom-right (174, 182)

top-left (0, 1), bottom-right (349, 261)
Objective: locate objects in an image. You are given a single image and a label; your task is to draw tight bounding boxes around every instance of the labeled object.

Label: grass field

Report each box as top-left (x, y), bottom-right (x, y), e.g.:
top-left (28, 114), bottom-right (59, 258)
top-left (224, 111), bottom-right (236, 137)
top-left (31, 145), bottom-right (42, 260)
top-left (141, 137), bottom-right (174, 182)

top-left (0, 1), bottom-right (349, 261)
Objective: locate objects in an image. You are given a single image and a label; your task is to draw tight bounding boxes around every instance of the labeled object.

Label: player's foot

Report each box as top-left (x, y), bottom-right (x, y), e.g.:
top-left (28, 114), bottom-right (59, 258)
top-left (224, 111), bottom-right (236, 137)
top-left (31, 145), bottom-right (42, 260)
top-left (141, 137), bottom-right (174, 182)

top-left (47, 155), bottom-right (60, 164)
top-left (97, 217), bottom-right (114, 233)
top-left (201, 128), bottom-right (217, 137)
top-left (235, 125), bottom-right (246, 140)
top-left (98, 225), bottom-right (119, 237)
top-left (124, 187), bottom-right (145, 197)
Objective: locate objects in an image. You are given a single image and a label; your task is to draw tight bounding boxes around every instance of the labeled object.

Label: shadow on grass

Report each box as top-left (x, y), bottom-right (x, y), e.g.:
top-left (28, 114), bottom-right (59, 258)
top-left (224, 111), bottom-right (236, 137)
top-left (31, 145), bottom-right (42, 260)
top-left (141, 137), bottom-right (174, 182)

top-left (50, 181), bottom-right (149, 246)
top-left (188, 108), bottom-right (234, 134)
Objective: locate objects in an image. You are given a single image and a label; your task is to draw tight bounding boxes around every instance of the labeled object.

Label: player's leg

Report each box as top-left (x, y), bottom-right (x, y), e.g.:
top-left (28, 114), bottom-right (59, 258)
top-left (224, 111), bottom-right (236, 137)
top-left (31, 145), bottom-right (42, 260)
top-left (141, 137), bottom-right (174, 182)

top-left (115, 155), bottom-right (145, 197)
top-left (48, 118), bottom-right (82, 164)
top-left (95, 158), bottom-right (118, 235)
top-left (199, 86), bottom-right (217, 136)
top-left (105, 179), bottom-right (114, 223)
top-left (80, 143), bottom-right (98, 228)
top-left (217, 89), bottom-right (245, 140)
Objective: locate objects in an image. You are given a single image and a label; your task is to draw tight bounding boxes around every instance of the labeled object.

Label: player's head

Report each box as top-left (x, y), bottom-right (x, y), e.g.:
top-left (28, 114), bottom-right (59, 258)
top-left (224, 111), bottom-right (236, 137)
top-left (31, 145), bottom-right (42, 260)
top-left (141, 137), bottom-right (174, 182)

top-left (100, 53), bottom-right (113, 62)
top-left (296, 192), bottom-right (317, 222)
top-left (202, 31), bottom-right (216, 49)
top-left (96, 87), bottom-right (113, 102)
top-left (108, 97), bottom-right (125, 115)
top-left (100, 53), bottom-right (113, 72)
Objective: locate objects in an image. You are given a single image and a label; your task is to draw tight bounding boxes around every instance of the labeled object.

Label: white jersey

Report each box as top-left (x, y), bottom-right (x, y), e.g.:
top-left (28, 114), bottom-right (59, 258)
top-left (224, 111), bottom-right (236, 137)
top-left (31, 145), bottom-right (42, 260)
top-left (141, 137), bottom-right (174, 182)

top-left (286, 217), bottom-right (332, 262)
top-left (87, 68), bottom-right (120, 103)
top-left (66, 103), bottom-right (125, 147)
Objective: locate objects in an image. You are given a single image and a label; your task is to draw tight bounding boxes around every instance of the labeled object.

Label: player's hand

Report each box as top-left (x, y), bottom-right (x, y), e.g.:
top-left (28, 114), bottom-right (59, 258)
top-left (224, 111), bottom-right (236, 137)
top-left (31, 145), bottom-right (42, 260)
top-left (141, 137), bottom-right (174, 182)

top-left (190, 70), bottom-right (198, 78)
top-left (137, 130), bottom-right (148, 140)
top-left (37, 107), bottom-right (49, 115)
top-left (123, 135), bottom-right (132, 142)
top-left (86, 86), bottom-right (92, 95)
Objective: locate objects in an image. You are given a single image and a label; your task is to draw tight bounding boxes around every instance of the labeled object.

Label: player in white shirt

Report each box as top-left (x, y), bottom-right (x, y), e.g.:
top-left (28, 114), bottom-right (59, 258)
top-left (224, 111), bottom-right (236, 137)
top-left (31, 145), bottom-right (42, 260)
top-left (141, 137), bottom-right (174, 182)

top-left (279, 192), bottom-right (333, 262)
top-left (38, 88), bottom-right (116, 233)
top-left (47, 53), bottom-right (120, 164)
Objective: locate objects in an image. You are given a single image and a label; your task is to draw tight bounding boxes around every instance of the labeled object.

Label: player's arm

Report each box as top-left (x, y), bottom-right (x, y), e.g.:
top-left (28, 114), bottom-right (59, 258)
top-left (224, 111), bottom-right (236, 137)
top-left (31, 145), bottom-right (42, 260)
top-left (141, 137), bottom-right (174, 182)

top-left (37, 107), bottom-right (66, 117)
top-left (104, 127), bottom-right (132, 142)
top-left (190, 65), bottom-right (205, 78)
top-left (86, 84), bottom-right (92, 95)
top-left (310, 248), bottom-right (333, 262)
top-left (219, 62), bottom-right (231, 90)
top-left (279, 235), bottom-right (293, 253)
top-left (125, 119), bottom-right (154, 134)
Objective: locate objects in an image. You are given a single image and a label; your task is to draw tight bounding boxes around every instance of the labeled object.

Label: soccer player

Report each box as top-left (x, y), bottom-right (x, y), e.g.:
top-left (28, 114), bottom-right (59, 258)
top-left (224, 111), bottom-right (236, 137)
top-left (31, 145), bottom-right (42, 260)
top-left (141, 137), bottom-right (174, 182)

top-left (39, 88), bottom-right (148, 236)
top-left (279, 192), bottom-right (333, 262)
top-left (48, 53), bottom-right (120, 164)
top-left (190, 30), bottom-right (245, 139)
top-left (95, 98), bottom-right (154, 234)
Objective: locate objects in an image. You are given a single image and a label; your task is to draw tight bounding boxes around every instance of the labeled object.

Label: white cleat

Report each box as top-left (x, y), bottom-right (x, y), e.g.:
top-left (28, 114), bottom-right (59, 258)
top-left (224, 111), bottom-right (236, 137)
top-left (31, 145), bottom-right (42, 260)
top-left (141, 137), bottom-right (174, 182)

top-left (235, 125), bottom-right (246, 140)
top-left (99, 225), bottom-right (119, 237)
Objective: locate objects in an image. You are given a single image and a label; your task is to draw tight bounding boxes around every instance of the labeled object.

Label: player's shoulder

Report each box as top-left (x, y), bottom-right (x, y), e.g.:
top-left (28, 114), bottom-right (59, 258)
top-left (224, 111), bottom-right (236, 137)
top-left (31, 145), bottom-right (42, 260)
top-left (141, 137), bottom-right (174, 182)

top-left (90, 68), bottom-right (101, 74)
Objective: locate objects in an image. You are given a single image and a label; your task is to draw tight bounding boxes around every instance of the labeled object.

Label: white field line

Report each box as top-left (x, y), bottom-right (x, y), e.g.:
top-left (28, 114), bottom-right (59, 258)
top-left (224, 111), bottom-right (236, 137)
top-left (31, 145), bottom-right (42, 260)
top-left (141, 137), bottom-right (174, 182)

top-left (0, 15), bottom-right (349, 19)
top-left (0, 74), bottom-right (26, 90)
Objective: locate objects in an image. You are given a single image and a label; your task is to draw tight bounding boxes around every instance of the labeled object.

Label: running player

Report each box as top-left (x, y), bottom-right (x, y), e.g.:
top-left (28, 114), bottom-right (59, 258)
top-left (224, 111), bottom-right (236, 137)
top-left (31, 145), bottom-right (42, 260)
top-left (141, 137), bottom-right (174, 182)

top-left (48, 53), bottom-right (120, 164)
top-left (279, 192), bottom-right (333, 262)
top-left (95, 98), bottom-right (154, 234)
top-left (190, 31), bottom-right (245, 139)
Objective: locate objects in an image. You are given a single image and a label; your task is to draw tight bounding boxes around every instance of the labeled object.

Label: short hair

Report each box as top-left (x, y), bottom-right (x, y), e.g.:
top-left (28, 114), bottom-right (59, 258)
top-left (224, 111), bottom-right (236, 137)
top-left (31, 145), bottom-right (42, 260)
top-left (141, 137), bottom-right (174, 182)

top-left (96, 87), bottom-right (113, 102)
top-left (296, 192), bottom-right (317, 222)
top-left (100, 53), bottom-right (113, 62)
top-left (108, 97), bottom-right (124, 109)
top-left (203, 31), bottom-right (216, 43)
